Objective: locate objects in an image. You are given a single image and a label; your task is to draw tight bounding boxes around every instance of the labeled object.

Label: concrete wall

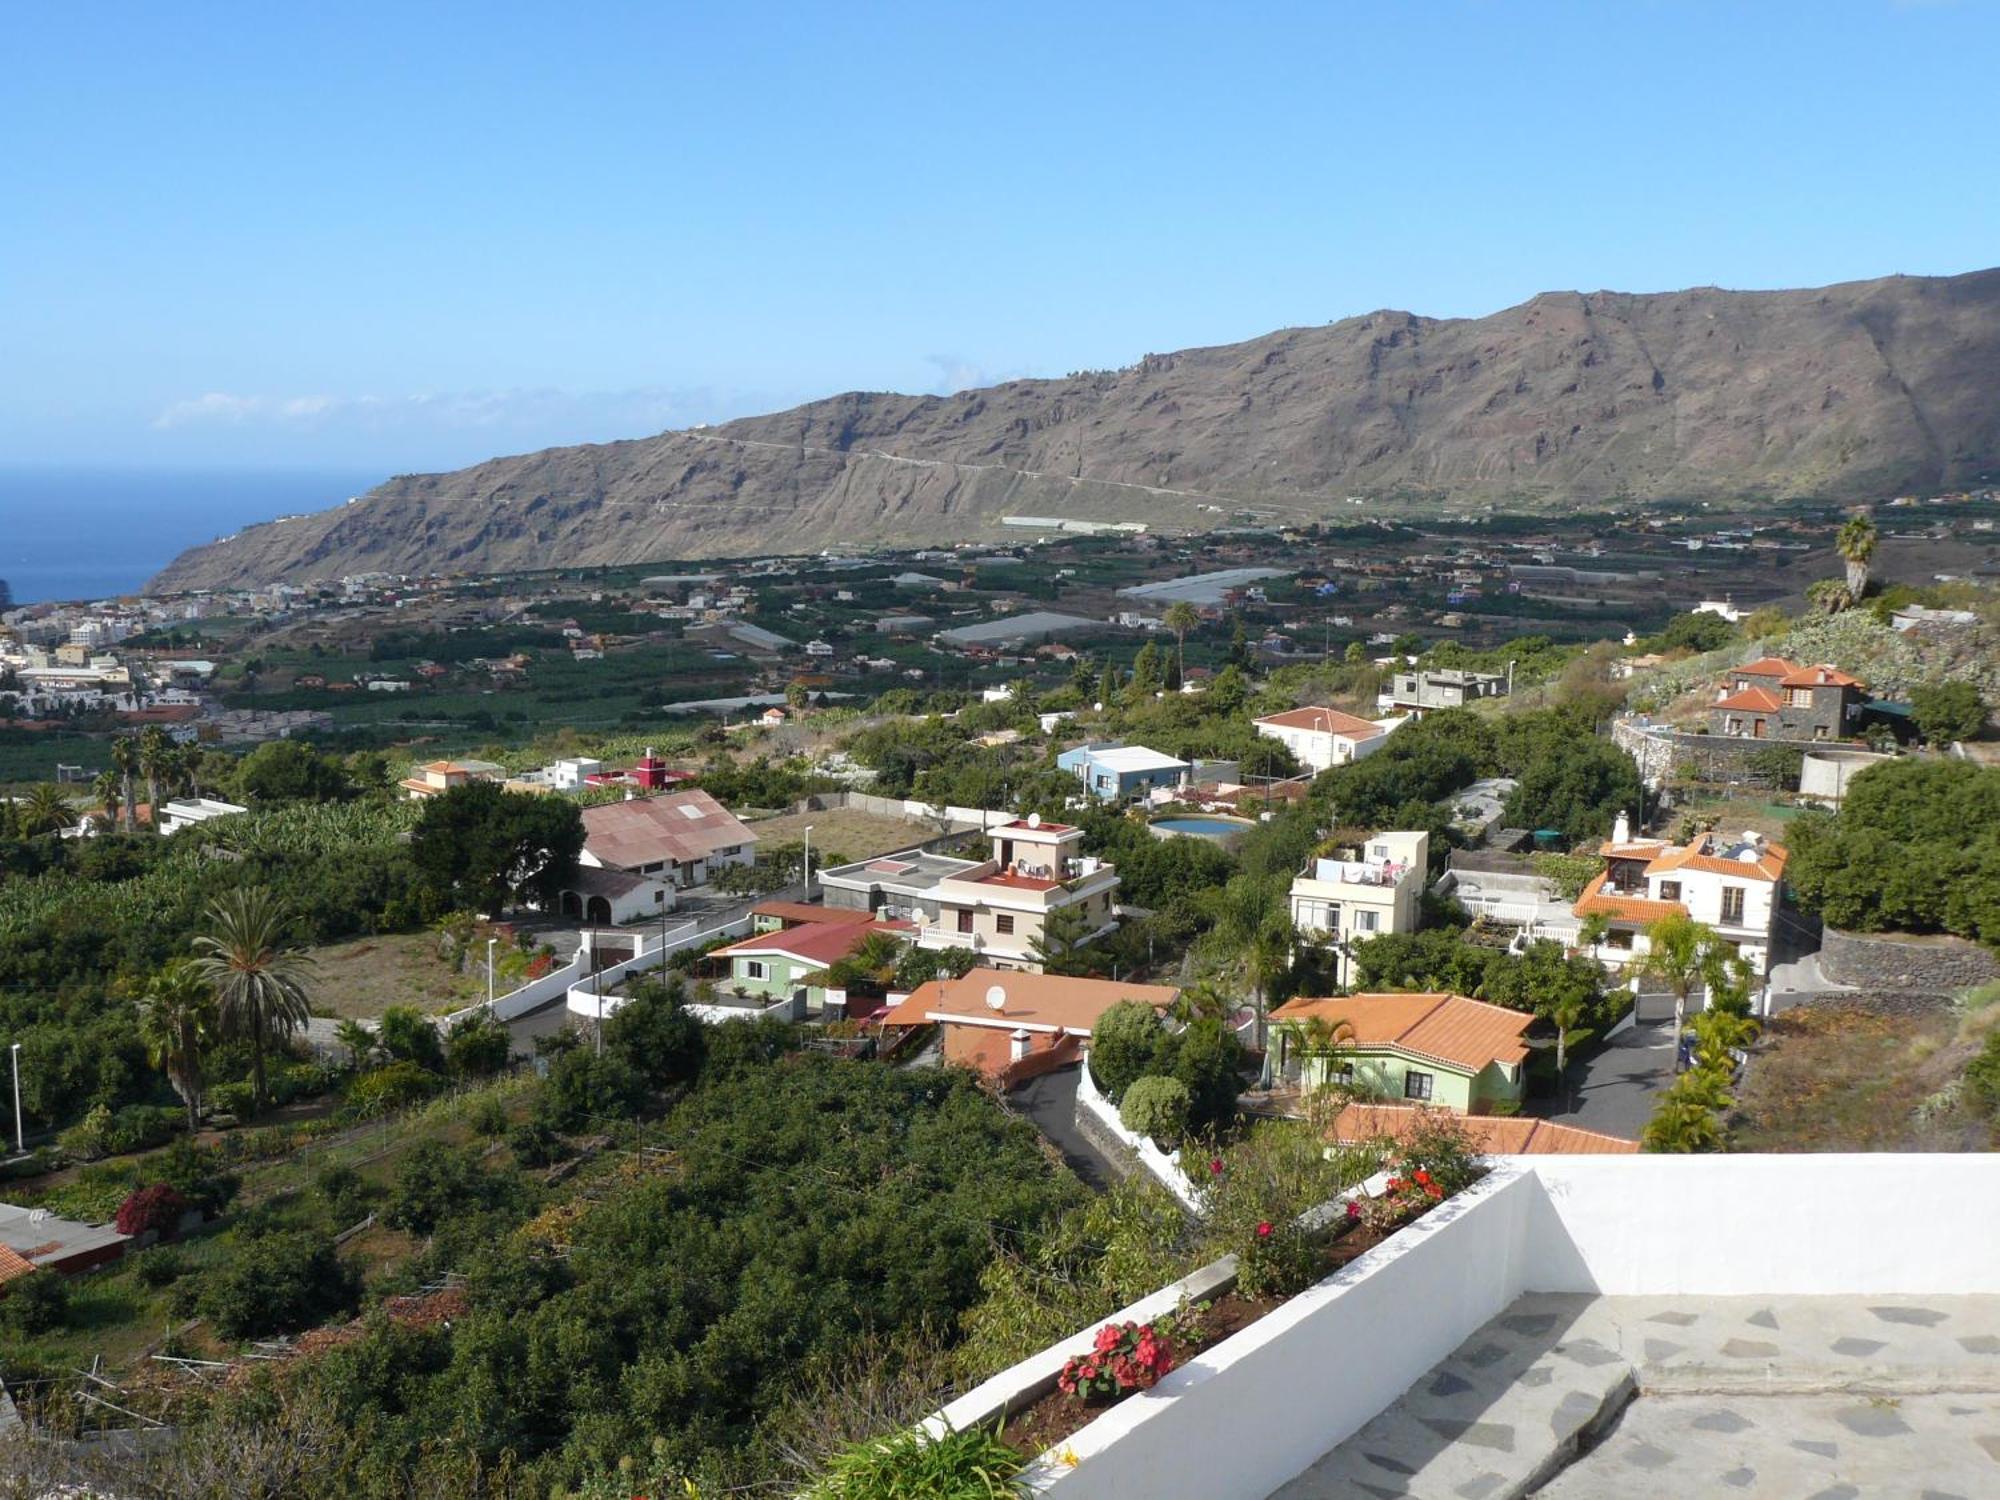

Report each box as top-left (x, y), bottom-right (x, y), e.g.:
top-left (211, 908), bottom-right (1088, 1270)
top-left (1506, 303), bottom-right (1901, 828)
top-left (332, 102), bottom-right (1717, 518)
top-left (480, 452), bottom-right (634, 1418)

top-left (1818, 925), bottom-right (2000, 993)
top-left (1074, 1062), bottom-right (1201, 1211)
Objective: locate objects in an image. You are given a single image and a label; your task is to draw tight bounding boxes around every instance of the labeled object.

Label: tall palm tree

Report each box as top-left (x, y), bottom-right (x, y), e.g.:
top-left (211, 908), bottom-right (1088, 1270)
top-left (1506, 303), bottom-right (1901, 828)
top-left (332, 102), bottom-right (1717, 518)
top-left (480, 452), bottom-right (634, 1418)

top-left (1162, 601), bottom-right (1200, 689)
top-left (191, 887), bottom-right (316, 1114)
top-left (140, 959), bottom-right (216, 1133)
top-left (1640, 912), bottom-right (1721, 1071)
top-left (1245, 918), bottom-right (1296, 1083)
top-left (17, 783), bottom-right (74, 838)
top-left (138, 726), bottom-right (172, 833)
top-left (1835, 514), bottom-right (1878, 600)
top-left (91, 769), bottom-right (123, 830)
top-left (111, 737), bottom-right (138, 832)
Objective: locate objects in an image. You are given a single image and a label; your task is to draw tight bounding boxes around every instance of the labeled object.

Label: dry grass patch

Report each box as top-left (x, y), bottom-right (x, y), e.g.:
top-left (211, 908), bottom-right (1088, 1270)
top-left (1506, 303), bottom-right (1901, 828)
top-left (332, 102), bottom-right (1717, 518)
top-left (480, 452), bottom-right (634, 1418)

top-left (744, 805), bottom-right (947, 861)
top-left (304, 931), bottom-right (487, 1020)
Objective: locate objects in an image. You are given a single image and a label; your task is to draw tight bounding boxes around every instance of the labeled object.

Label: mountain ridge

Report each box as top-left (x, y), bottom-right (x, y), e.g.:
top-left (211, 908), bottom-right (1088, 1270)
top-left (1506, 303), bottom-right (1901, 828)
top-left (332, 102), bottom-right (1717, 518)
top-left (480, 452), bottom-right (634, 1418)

top-left (149, 268), bottom-right (2000, 591)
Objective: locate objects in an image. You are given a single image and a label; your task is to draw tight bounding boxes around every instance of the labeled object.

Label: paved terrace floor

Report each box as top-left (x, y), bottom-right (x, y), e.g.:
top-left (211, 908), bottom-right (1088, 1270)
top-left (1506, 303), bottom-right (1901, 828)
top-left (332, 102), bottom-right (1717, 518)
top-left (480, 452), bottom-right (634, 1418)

top-left (1267, 1293), bottom-right (2000, 1500)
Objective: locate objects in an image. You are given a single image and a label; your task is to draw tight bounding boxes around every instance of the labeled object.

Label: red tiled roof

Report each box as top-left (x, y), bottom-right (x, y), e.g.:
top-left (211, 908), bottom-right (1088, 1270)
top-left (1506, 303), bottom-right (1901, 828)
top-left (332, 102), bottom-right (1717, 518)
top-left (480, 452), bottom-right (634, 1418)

top-left (1645, 834), bottom-right (1788, 883)
top-left (1732, 656), bottom-right (1802, 680)
top-left (0, 1244), bottom-right (35, 1287)
top-left (710, 918), bottom-right (911, 969)
top-left (1713, 686), bottom-right (1784, 712)
top-left (1329, 1102), bottom-right (1637, 1154)
top-left (1270, 992), bottom-right (1532, 1072)
top-left (580, 789), bottom-right (758, 871)
top-left (749, 901), bottom-right (874, 928)
top-left (1778, 664), bottom-right (1863, 689)
top-left (883, 968), bottom-right (1179, 1033)
top-left (1573, 871), bottom-right (1687, 924)
top-left (1254, 706), bottom-right (1386, 738)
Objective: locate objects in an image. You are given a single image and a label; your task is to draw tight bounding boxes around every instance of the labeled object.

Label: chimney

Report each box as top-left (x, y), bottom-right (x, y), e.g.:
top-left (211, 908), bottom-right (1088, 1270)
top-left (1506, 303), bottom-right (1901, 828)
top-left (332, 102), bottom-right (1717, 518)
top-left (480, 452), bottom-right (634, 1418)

top-left (1010, 1028), bottom-right (1032, 1063)
top-left (1612, 810), bottom-right (1631, 844)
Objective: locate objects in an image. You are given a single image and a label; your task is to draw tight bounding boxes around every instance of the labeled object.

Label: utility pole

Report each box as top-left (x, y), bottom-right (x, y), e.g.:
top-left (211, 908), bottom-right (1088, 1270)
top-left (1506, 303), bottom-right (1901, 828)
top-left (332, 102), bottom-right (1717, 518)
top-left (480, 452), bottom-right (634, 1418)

top-left (592, 928), bottom-right (604, 1057)
top-left (10, 1043), bottom-right (21, 1156)
top-left (486, 937), bottom-right (497, 1009)
top-left (802, 824), bottom-right (814, 898)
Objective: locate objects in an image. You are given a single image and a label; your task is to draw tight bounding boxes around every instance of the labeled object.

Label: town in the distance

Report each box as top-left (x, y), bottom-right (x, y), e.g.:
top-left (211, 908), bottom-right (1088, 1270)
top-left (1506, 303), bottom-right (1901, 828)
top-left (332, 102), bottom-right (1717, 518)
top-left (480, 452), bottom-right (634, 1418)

top-left (2, 481), bottom-right (1998, 1493)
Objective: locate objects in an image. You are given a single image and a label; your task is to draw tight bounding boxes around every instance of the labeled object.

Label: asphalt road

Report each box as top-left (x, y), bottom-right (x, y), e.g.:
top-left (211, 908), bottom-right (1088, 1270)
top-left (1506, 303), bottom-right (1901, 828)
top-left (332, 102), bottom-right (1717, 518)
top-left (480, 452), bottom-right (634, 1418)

top-left (1011, 1066), bottom-right (1120, 1192)
top-left (1531, 1017), bottom-right (1678, 1141)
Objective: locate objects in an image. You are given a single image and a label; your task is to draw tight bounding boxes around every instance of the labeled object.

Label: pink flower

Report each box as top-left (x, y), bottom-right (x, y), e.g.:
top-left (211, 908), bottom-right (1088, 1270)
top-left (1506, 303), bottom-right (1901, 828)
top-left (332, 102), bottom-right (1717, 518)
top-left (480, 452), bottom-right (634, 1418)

top-left (1094, 1324), bottom-right (1123, 1354)
top-left (1256, 1220), bottom-right (1273, 1239)
top-left (1345, 1200), bottom-right (1362, 1221)
top-left (1209, 1158), bottom-right (1224, 1176)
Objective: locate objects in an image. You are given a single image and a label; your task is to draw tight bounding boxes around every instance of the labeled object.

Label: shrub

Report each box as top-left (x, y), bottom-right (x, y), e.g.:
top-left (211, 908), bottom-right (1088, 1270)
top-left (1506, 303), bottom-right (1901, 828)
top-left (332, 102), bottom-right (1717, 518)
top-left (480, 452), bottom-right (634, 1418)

top-left (56, 1103), bottom-right (116, 1162)
top-left (385, 1144), bottom-right (515, 1235)
top-left (507, 1120), bottom-right (568, 1167)
top-left (199, 1230), bottom-right (360, 1339)
top-left (1202, 1120), bottom-right (1372, 1300)
top-left (115, 1184), bottom-right (191, 1240)
top-left (1162, 1018), bottom-right (1247, 1138)
top-left (153, 1140), bottom-right (240, 1215)
top-left (1911, 679), bottom-right (1987, 746)
top-left (266, 1062), bottom-right (334, 1108)
top-left (344, 1060), bottom-right (444, 1119)
top-left (803, 1424), bottom-right (1026, 1500)
top-left (207, 1081), bottom-right (255, 1119)
top-left (1088, 1000), bottom-right (1166, 1103)
top-left (466, 1092), bottom-right (509, 1137)
top-left (134, 1245), bottom-right (191, 1288)
top-left (1965, 1031), bottom-right (2000, 1116)
top-left (378, 1006), bottom-right (445, 1073)
top-left (1119, 1076), bottom-right (1191, 1147)
top-left (1, 1270), bottom-right (71, 1333)
top-left (315, 1163), bottom-right (369, 1227)
top-left (446, 1014), bottom-right (513, 1079)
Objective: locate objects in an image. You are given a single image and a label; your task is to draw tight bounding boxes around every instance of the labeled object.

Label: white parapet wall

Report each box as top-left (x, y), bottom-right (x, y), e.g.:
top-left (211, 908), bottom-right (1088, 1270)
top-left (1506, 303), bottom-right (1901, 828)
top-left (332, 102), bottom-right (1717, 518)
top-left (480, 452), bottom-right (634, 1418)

top-left (1073, 1059), bottom-right (1203, 1212)
top-left (1012, 1153), bottom-right (2000, 1499)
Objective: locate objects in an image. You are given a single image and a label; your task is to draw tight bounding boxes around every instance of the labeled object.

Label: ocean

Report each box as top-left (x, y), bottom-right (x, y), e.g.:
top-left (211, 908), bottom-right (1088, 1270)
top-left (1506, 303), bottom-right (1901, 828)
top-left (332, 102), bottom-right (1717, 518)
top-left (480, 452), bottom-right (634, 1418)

top-left (0, 466), bottom-right (386, 605)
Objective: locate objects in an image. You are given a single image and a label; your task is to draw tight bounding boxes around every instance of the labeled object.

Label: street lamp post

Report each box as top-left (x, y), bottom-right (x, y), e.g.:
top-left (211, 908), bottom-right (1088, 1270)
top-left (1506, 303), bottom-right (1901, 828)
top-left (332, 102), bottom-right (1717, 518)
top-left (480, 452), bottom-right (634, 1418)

top-left (802, 824), bottom-right (815, 897)
top-left (10, 1042), bottom-right (21, 1156)
top-left (486, 936), bottom-right (498, 1008)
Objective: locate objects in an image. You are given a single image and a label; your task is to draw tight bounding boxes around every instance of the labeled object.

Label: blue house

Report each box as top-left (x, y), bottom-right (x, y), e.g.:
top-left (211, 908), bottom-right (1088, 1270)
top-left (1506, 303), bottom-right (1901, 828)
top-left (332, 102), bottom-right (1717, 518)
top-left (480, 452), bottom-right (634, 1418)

top-left (1057, 741), bottom-right (1191, 802)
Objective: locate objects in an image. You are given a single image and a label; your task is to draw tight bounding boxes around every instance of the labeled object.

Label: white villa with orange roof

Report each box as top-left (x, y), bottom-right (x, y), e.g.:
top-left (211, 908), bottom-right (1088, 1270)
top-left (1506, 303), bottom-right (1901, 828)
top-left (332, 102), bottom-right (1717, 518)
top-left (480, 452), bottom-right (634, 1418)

top-left (1251, 705), bottom-right (1400, 773)
top-left (880, 967), bottom-right (1178, 1086)
top-left (399, 758), bottom-right (506, 799)
top-left (1573, 811), bottom-right (1788, 975)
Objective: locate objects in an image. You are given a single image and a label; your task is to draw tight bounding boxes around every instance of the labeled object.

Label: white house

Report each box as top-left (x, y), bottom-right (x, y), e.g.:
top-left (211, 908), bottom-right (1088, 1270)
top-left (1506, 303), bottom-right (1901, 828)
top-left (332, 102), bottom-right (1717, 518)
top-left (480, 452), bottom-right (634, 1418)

top-left (1288, 830), bottom-right (1429, 987)
top-left (1573, 813), bottom-right (1788, 976)
top-left (578, 788), bottom-right (758, 890)
top-left (1252, 706), bottom-right (1397, 774)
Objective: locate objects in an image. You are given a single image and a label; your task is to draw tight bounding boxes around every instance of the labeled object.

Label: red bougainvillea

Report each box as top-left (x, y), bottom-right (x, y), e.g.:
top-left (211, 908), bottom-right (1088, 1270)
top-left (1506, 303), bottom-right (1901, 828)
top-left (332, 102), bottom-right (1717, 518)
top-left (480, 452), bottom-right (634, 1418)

top-left (115, 1184), bottom-right (191, 1239)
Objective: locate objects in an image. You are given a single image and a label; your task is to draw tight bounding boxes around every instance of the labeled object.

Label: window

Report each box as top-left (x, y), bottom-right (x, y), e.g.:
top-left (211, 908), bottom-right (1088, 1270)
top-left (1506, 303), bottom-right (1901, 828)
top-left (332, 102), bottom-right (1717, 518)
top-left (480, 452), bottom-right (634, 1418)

top-left (1607, 929), bottom-right (1634, 950)
top-left (995, 913), bottom-right (1015, 935)
top-left (744, 960), bottom-right (767, 981)
top-left (1789, 688), bottom-right (1812, 708)
top-left (1721, 886), bottom-right (1746, 924)
top-left (956, 908), bottom-right (974, 934)
top-left (1404, 1070), bottom-right (1434, 1101)
top-left (1354, 909), bottom-right (1379, 933)
top-left (1333, 1062), bottom-right (1355, 1085)
top-left (1658, 881), bottom-right (1682, 903)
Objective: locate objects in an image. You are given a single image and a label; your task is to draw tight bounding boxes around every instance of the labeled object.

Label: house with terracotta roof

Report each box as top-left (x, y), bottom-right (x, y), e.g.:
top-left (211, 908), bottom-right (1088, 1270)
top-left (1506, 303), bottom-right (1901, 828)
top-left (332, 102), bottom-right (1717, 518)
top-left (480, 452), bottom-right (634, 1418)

top-left (578, 788), bottom-right (757, 890)
top-left (1573, 812), bottom-right (1789, 975)
top-left (399, 758), bottom-right (506, 799)
top-left (1325, 1101), bottom-right (1637, 1155)
top-left (917, 816), bottom-right (1121, 971)
top-left (1268, 992), bottom-right (1533, 1113)
top-left (749, 899), bottom-right (875, 934)
top-left (1709, 660), bottom-right (1867, 742)
top-left (706, 917), bottom-right (913, 1019)
top-left (880, 967), bottom-right (1179, 1087)
top-left (1252, 705), bottom-right (1399, 773)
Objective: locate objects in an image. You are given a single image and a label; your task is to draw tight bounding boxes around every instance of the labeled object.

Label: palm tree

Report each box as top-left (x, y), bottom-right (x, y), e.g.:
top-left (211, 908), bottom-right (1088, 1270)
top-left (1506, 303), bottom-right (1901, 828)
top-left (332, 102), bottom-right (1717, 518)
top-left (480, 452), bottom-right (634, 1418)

top-left (1640, 1066), bottom-right (1732, 1153)
top-left (1640, 912), bottom-right (1722, 1070)
top-left (111, 737), bottom-right (138, 832)
top-left (16, 783), bottom-right (74, 838)
top-left (1806, 578), bottom-right (1853, 616)
top-left (1162, 601), bottom-right (1200, 689)
top-left (334, 1018), bottom-right (377, 1071)
top-left (1547, 984), bottom-right (1591, 1106)
top-left (138, 726), bottom-right (172, 833)
top-left (191, 887), bottom-right (316, 1114)
top-left (140, 959), bottom-right (216, 1133)
top-left (1245, 918), bottom-right (1296, 1083)
top-left (91, 769), bottom-right (123, 830)
top-left (1573, 912), bottom-right (1611, 959)
top-left (1835, 514), bottom-right (1878, 600)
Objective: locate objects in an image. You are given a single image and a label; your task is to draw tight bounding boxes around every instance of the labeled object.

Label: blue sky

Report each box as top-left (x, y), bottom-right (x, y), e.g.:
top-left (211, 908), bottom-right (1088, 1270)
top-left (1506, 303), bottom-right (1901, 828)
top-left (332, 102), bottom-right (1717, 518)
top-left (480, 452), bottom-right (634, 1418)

top-left (4, 0), bottom-right (1997, 476)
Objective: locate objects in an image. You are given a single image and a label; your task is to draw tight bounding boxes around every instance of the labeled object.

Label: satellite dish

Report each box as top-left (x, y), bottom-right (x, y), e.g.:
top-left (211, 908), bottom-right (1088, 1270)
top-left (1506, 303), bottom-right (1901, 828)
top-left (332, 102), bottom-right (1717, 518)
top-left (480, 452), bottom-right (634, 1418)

top-left (985, 985), bottom-right (1007, 1012)
top-left (1027, 813), bottom-right (1041, 828)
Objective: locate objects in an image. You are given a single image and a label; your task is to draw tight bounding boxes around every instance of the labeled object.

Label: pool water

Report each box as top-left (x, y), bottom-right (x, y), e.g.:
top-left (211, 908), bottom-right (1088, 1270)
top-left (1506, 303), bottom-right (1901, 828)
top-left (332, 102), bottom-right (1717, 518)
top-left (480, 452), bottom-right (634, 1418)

top-left (1153, 817), bottom-right (1248, 836)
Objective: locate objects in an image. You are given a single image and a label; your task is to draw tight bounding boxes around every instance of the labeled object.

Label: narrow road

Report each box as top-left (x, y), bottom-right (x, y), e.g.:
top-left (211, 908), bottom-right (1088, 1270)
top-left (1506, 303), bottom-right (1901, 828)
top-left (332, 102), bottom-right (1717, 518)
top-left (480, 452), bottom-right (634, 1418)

top-left (1011, 1066), bottom-right (1120, 1193)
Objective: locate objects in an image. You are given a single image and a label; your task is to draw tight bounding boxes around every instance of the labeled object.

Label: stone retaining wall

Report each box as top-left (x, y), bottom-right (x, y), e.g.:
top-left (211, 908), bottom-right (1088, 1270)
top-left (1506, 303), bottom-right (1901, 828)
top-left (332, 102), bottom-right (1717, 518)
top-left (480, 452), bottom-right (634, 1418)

top-left (1818, 926), bottom-right (2000, 993)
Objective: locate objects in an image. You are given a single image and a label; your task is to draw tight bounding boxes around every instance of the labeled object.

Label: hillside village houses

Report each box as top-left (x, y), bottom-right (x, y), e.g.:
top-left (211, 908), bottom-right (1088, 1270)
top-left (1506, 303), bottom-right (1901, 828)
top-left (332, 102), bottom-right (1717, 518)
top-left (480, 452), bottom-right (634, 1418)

top-left (399, 759), bottom-right (506, 799)
top-left (1252, 705), bottom-right (1401, 773)
top-left (1287, 830), bottom-right (1429, 987)
top-left (704, 907), bottom-right (912, 1021)
top-left (1382, 666), bottom-right (1509, 717)
top-left (1057, 740), bottom-right (1191, 802)
top-left (882, 967), bottom-right (1180, 1086)
top-left (1572, 811), bottom-right (1788, 976)
top-left (1708, 657), bottom-right (1868, 741)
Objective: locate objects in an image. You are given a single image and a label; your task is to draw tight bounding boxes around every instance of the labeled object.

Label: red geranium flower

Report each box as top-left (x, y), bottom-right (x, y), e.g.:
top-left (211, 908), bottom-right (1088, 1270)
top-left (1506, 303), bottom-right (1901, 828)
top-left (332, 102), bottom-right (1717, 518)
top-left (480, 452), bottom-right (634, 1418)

top-left (1345, 1199), bottom-right (1362, 1221)
top-left (1209, 1158), bottom-right (1224, 1175)
top-left (1256, 1220), bottom-right (1273, 1239)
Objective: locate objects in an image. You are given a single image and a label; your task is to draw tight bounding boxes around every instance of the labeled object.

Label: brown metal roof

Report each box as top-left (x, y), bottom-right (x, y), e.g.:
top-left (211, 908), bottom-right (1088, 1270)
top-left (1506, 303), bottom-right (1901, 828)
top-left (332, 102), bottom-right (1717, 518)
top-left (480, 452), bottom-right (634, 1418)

top-left (580, 789), bottom-right (758, 872)
top-left (1255, 706), bottom-right (1386, 738)
top-left (1329, 1102), bottom-right (1637, 1154)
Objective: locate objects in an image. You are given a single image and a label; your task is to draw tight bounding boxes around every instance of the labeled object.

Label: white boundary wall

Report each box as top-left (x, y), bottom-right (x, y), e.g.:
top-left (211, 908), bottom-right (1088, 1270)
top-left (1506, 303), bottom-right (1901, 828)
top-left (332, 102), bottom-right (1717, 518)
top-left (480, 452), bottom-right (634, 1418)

top-left (1015, 1153), bottom-right (2000, 1499)
top-left (1074, 1063), bottom-right (1202, 1211)
top-left (564, 916), bottom-right (755, 1021)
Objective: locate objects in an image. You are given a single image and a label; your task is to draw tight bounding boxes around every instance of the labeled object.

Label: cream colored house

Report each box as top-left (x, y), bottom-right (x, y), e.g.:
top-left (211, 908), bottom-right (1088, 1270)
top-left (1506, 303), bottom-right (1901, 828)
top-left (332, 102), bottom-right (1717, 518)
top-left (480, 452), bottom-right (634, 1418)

top-left (1288, 830), bottom-right (1429, 986)
top-left (918, 817), bottom-right (1120, 971)
top-left (1573, 814), bottom-right (1788, 975)
top-left (1251, 706), bottom-right (1398, 774)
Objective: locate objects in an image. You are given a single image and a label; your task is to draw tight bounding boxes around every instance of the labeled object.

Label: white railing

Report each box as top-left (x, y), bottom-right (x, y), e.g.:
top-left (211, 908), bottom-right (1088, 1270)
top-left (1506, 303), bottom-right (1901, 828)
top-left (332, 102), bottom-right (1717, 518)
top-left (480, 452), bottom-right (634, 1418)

top-left (563, 914), bottom-right (755, 1021)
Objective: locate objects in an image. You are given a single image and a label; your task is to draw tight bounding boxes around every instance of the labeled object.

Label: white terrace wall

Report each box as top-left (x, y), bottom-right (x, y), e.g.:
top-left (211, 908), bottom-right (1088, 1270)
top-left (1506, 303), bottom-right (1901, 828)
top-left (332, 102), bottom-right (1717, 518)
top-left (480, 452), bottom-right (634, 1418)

top-left (564, 916), bottom-right (755, 1021)
top-left (1021, 1153), bottom-right (2000, 1499)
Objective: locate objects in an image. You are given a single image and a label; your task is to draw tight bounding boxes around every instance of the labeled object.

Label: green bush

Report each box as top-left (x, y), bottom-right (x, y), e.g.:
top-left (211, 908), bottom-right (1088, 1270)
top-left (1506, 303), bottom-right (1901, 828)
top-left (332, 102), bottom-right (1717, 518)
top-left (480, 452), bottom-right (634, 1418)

top-left (1119, 1075), bottom-right (1191, 1147)
top-left (315, 1163), bottom-right (370, 1227)
top-left (384, 1143), bottom-right (518, 1235)
top-left (198, 1230), bottom-right (360, 1339)
top-left (1087, 1000), bottom-right (1167, 1103)
top-left (466, 1091), bottom-right (510, 1136)
top-left (1965, 1031), bottom-right (2000, 1116)
top-left (507, 1120), bottom-right (568, 1167)
top-left (266, 1061), bottom-right (334, 1108)
top-left (446, 1014), bottom-right (513, 1079)
top-left (378, 1006), bottom-right (446, 1073)
top-left (802, 1424), bottom-right (1026, 1500)
top-left (135, 1246), bottom-right (192, 1288)
top-left (344, 1060), bottom-right (444, 1119)
top-left (153, 1140), bottom-right (240, 1215)
top-left (1, 1270), bottom-right (71, 1333)
top-left (56, 1101), bottom-right (174, 1162)
top-left (207, 1081), bottom-right (255, 1119)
